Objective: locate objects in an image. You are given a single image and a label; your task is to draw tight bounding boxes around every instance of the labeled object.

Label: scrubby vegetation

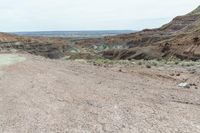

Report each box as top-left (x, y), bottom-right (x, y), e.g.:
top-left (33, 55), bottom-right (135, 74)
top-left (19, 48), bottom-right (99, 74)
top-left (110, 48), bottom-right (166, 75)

top-left (85, 58), bottom-right (200, 68)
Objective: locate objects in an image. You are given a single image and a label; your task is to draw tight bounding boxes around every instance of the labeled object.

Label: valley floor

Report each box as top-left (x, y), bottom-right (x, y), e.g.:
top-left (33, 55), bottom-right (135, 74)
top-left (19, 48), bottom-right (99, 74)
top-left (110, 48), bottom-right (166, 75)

top-left (0, 53), bottom-right (200, 133)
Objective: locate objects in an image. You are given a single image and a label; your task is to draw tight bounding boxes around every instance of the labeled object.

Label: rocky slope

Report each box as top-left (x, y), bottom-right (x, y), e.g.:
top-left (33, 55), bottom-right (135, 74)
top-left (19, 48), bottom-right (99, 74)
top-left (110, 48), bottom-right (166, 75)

top-left (0, 33), bottom-right (69, 59)
top-left (101, 6), bottom-right (200, 60)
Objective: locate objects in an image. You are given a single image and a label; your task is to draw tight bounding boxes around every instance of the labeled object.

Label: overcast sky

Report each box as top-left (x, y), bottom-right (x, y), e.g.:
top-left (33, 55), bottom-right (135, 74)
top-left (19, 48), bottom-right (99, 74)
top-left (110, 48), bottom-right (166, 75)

top-left (0, 0), bottom-right (199, 32)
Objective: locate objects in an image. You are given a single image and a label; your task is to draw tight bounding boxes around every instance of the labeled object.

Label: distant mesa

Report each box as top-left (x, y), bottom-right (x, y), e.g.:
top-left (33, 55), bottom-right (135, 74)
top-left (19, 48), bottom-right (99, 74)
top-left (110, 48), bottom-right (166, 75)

top-left (13, 30), bottom-right (135, 38)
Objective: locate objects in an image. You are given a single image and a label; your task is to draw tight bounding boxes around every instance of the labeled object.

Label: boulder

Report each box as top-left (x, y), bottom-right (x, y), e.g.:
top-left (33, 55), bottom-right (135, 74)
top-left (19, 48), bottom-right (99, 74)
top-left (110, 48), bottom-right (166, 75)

top-left (178, 83), bottom-right (190, 89)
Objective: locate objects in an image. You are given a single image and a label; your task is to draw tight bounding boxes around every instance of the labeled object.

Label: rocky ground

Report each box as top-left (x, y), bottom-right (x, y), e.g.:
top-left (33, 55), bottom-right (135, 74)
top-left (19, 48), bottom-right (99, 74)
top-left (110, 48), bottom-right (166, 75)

top-left (0, 53), bottom-right (200, 133)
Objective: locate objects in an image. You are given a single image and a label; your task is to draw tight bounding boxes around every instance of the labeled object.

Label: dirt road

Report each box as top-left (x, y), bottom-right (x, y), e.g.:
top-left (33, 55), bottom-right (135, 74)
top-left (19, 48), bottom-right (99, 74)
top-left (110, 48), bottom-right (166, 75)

top-left (0, 53), bottom-right (200, 133)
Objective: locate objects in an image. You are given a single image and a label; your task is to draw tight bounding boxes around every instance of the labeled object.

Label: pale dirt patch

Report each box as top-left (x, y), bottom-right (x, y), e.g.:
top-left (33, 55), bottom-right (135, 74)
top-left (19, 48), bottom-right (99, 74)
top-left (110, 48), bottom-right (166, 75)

top-left (0, 71), bottom-right (4, 77)
top-left (0, 54), bottom-right (26, 67)
top-left (0, 54), bottom-right (26, 78)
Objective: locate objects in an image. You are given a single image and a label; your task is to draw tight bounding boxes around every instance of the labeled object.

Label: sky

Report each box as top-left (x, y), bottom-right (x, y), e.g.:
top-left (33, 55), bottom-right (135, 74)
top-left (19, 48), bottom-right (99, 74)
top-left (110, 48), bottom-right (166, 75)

top-left (0, 0), bottom-right (199, 32)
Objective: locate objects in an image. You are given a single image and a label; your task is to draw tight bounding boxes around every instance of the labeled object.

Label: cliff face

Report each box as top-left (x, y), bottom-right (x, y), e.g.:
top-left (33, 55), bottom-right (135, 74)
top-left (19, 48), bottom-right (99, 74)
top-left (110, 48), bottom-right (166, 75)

top-left (102, 6), bottom-right (200, 60)
top-left (0, 34), bottom-right (66, 59)
top-left (0, 33), bottom-right (18, 42)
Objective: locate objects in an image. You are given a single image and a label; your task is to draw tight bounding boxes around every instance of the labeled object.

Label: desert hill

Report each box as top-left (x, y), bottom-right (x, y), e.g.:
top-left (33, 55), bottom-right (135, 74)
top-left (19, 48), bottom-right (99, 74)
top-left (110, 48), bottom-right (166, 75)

top-left (0, 6), bottom-right (200, 60)
top-left (102, 6), bottom-right (200, 60)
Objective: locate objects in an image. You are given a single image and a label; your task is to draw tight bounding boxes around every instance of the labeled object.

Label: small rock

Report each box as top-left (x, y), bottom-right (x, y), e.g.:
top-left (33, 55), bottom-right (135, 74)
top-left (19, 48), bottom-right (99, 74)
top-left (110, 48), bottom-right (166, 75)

top-left (190, 83), bottom-right (197, 86)
top-left (178, 83), bottom-right (190, 89)
top-left (97, 81), bottom-right (102, 84)
top-left (170, 73), bottom-right (175, 76)
top-left (176, 73), bottom-right (180, 76)
top-left (146, 65), bottom-right (151, 68)
top-left (118, 69), bottom-right (122, 72)
top-left (190, 71), bottom-right (196, 74)
top-left (195, 87), bottom-right (198, 89)
top-left (187, 68), bottom-right (196, 74)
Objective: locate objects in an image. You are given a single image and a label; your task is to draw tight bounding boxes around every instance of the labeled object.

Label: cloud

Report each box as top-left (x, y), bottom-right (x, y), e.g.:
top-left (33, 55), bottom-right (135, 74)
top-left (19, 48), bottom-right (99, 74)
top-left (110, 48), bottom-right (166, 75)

top-left (0, 0), bottom-right (199, 31)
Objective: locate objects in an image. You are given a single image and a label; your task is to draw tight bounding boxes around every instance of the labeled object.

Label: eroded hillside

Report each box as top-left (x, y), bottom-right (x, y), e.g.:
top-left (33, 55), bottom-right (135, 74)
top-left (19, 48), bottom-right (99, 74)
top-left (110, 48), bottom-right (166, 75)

top-left (102, 6), bottom-right (200, 60)
top-left (0, 6), bottom-right (200, 60)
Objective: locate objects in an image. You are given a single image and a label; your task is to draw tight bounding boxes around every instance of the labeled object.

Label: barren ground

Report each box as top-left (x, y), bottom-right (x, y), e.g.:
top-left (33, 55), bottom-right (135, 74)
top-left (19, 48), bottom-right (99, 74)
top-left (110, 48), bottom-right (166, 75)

top-left (0, 53), bottom-right (200, 133)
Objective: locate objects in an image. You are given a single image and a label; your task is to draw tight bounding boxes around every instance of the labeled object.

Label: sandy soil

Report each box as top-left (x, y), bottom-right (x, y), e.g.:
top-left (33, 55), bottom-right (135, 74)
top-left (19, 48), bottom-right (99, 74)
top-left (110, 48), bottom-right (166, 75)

top-left (0, 53), bottom-right (200, 133)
